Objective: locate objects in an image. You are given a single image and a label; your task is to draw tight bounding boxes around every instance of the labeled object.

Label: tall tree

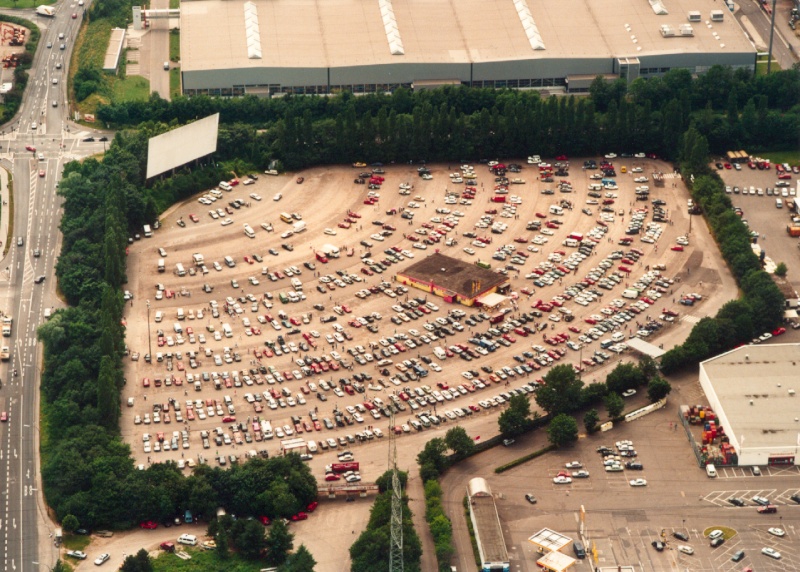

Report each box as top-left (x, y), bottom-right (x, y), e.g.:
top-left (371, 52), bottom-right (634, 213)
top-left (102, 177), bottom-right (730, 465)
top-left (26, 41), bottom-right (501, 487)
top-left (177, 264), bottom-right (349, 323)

top-left (96, 356), bottom-right (119, 430)
top-left (498, 393), bottom-right (533, 437)
top-left (535, 364), bottom-right (584, 416)
top-left (279, 544), bottom-right (317, 572)
top-left (547, 414), bottom-right (578, 448)
top-left (265, 519), bottom-right (294, 566)
top-left (444, 426), bottom-right (474, 458)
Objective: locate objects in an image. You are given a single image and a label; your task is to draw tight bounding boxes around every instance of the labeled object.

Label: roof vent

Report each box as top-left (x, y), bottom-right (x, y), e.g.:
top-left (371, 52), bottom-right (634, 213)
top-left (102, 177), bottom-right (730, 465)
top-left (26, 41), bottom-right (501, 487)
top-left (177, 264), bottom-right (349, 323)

top-left (789, 389), bottom-right (796, 396)
top-left (243, 2), bottom-right (262, 60)
top-left (649, 0), bottom-right (669, 15)
top-left (378, 0), bottom-right (404, 55)
top-left (749, 400), bottom-right (754, 405)
top-left (659, 25), bottom-right (676, 37)
top-left (745, 354), bottom-right (749, 361)
top-left (513, 0), bottom-right (545, 50)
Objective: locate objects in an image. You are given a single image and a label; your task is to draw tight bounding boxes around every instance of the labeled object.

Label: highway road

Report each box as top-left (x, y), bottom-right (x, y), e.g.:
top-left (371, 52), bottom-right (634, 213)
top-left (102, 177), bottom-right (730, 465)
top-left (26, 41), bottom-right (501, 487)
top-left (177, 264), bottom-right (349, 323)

top-left (0, 4), bottom-right (107, 572)
top-left (735, 0), bottom-right (799, 69)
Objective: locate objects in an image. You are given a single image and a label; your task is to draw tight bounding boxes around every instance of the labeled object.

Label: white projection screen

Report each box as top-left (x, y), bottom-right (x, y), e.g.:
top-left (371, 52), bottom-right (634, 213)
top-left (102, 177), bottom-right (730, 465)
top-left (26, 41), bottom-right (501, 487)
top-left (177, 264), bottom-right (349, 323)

top-left (146, 113), bottom-right (220, 179)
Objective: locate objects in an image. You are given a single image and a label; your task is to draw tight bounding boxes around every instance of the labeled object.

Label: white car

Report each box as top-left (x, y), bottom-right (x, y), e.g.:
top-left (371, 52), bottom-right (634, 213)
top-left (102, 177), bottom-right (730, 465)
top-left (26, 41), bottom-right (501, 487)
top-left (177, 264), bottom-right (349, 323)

top-left (94, 553), bottom-right (110, 566)
top-left (273, 193), bottom-right (282, 201)
top-left (761, 547), bottom-right (781, 559)
top-left (370, 234), bottom-right (385, 242)
top-left (677, 545), bottom-right (694, 555)
top-left (249, 193), bottom-right (262, 201)
top-left (553, 476), bottom-right (572, 484)
top-left (220, 218), bottom-right (233, 226)
top-left (565, 461), bottom-right (583, 469)
top-left (767, 527), bottom-right (786, 537)
top-left (629, 478), bottom-right (647, 487)
top-left (324, 228), bottom-right (337, 235)
top-left (622, 389), bottom-right (636, 397)
top-left (463, 247), bottom-right (475, 255)
top-left (413, 243), bottom-right (427, 250)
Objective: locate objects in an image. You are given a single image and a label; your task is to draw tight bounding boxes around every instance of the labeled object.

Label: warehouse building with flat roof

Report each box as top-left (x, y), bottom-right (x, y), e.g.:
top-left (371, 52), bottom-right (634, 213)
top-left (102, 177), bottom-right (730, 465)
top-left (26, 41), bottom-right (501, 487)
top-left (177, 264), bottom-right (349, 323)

top-left (179, 0), bottom-right (756, 96)
top-left (699, 343), bottom-right (800, 467)
top-left (467, 478), bottom-right (510, 572)
top-left (395, 253), bottom-right (509, 307)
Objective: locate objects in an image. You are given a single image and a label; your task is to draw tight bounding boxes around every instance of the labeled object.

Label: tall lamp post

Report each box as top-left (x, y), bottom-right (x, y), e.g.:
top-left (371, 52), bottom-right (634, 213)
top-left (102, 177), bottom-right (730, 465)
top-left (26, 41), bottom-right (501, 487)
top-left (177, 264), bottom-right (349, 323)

top-left (146, 299), bottom-right (152, 360)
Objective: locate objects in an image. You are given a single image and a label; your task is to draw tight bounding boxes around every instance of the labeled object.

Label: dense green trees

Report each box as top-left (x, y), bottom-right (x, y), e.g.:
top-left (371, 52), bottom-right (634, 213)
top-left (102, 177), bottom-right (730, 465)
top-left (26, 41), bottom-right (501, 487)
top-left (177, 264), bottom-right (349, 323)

top-left (535, 364), bottom-right (584, 416)
top-left (547, 415), bottom-right (579, 448)
top-left (97, 67), bottom-right (800, 168)
top-left (423, 480), bottom-right (455, 571)
top-left (417, 438), bottom-right (449, 481)
top-left (349, 488), bottom-right (422, 572)
top-left (498, 393), bottom-right (536, 437)
top-left (444, 426), bottom-right (475, 458)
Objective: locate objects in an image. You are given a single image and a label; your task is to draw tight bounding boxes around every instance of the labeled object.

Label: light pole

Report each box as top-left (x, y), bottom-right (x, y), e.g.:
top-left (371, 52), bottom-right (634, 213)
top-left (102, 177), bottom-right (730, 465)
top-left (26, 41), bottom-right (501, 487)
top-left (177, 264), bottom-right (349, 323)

top-left (146, 299), bottom-right (152, 360)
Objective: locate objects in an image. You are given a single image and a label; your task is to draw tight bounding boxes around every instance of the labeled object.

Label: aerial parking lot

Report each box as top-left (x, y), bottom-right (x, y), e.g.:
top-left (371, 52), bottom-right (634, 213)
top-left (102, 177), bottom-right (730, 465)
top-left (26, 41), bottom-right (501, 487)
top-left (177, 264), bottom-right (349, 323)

top-left (121, 156), bottom-right (729, 484)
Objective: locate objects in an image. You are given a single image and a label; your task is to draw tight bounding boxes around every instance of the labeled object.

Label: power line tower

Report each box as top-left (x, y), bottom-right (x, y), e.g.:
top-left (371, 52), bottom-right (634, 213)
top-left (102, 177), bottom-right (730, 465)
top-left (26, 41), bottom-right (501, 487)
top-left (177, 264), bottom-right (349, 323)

top-left (388, 409), bottom-right (404, 572)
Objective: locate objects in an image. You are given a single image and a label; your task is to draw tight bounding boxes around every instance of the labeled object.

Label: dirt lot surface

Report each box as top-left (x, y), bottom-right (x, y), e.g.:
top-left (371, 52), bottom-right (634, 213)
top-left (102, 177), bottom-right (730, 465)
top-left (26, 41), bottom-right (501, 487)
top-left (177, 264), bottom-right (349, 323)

top-left (112, 158), bottom-right (740, 570)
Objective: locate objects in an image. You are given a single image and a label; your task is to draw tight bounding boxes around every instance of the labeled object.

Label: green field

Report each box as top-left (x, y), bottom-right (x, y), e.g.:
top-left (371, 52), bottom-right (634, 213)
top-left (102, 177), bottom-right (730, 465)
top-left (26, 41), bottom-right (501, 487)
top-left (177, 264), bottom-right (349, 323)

top-left (170, 67), bottom-right (181, 98)
top-left (0, 0), bottom-right (54, 7)
top-left (112, 75), bottom-right (150, 102)
top-left (761, 150), bottom-right (800, 166)
top-left (153, 548), bottom-right (266, 572)
top-left (169, 28), bottom-right (180, 61)
top-left (62, 533), bottom-right (91, 551)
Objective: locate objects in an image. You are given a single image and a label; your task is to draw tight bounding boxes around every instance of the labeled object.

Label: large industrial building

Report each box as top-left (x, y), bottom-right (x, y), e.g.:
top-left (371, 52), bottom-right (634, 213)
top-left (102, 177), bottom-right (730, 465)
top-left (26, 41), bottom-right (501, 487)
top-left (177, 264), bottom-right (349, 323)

top-left (699, 343), bottom-right (800, 467)
top-left (179, 0), bottom-right (757, 96)
top-left (467, 478), bottom-right (510, 572)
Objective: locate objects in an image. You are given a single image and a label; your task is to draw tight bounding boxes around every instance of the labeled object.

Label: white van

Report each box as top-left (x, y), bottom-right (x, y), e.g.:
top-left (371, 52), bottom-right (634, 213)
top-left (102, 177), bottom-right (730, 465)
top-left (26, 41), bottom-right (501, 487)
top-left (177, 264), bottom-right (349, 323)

top-left (307, 440), bottom-right (318, 453)
top-left (44, 308), bottom-right (52, 320)
top-left (177, 534), bottom-right (197, 546)
top-left (243, 224), bottom-right (255, 238)
top-left (175, 263), bottom-right (186, 276)
top-left (776, 199), bottom-right (783, 209)
top-left (154, 311), bottom-right (164, 323)
top-left (158, 258), bottom-right (165, 273)
top-left (706, 464), bottom-right (717, 478)
top-left (224, 256), bottom-right (235, 268)
top-left (563, 238), bottom-right (578, 248)
top-left (219, 181), bottom-right (233, 191)
top-left (549, 205), bottom-right (564, 215)
top-left (177, 308), bottom-right (185, 321)
top-left (291, 277), bottom-right (302, 291)
top-left (173, 322), bottom-right (183, 334)
top-left (622, 289), bottom-right (639, 299)
top-left (222, 323), bottom-right (233, 338)
top-left (433, 347), bottom-right (447, 360)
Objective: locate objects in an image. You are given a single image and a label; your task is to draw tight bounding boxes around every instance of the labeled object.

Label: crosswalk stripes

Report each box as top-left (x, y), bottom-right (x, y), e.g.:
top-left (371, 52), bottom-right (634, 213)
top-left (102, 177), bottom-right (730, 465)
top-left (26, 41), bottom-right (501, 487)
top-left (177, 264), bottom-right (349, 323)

top-left (681, 314), bottom-right (700, 324)
top-left (661, 172), bottom-right (682, 179)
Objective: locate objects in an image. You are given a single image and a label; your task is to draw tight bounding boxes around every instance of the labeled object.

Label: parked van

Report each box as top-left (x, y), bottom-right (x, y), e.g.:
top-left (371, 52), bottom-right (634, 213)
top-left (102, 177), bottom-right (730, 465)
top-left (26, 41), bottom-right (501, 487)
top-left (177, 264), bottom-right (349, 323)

top-left (573, 541), bottom-right (586, 559)
top-left (194, 381), bottom-right (202, 391)
top-left (307, 440), bottom-right (318, 453)
top-left (222, 323), bottom-right (233, 338)
top-left (218, 181), bottom-right (232, 192)
top-left (43, 308), bottom-right (52, 320)
top-left (280, 213), bottom-right (293, 224)
top-left (224, 256), bottom-right (235, 268)
top-left (177, 534), bottom-right (197, 546)
top-left (291, 277), bottom-right (302, 291)
top-left (158, 258), bottom-right (165, 273)
top-left (549, 205), bottom-right (564, 215)
top-left (155, 311), bottom-right (164, 323)
top-left (243, 224), bottom-right (255, 238)
top-left (192, 253), bottom-right (205, 266)
top-left (563, 238), bottom-right (578, 248)
top-left (173, 322), bottom-right (183, 334)
top-left (776, 199), bottom-right (783, 209)
top-left (175, 263), bottom-right (185, 276)
top-left (433, 347), bottom-right (447, 360)
top-left (177, 308), bottom-right (185, 321)
top-left (143, 224), bottom-right (153, 238)
top-left (622, 289), bottom-right (639, 299)
top-left (600, 339), bottom-right (614, 349)
top-left (706, 463), bottom-right (717, 478)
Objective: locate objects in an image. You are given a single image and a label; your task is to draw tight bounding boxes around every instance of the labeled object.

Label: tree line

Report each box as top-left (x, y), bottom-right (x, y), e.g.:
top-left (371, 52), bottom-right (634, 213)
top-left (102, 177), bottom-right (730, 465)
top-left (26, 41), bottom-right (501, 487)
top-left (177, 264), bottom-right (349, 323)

top-left (95, 67), bottom-right (799, 170)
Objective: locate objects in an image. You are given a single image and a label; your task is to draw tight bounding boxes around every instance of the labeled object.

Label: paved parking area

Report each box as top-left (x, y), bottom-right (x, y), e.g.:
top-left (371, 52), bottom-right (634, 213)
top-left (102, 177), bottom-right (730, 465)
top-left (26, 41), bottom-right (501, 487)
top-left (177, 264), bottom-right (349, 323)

top-left (118, 157), bottom-right (744, 568)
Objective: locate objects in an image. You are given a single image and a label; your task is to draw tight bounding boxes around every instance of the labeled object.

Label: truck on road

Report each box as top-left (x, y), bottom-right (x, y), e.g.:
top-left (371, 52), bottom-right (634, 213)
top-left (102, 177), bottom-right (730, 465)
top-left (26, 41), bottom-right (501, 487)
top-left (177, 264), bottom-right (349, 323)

top-left (321, 244), bottom-right (340, 258)
top-left (36, 5), bottom-right (55, 16)
top-left (1, 346), bottom-right (9, 361)
top-left (2, 317), bottom-right (12, 337)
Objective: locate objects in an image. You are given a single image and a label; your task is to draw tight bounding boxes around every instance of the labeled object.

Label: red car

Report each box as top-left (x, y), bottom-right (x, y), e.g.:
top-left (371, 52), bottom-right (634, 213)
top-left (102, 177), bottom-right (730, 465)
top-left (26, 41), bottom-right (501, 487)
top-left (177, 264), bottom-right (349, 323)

top-left (259, 516), bottom-right (271, 526)
top-left (38, 169), bottom-right (46, 177)
top-left (244, 256), bottom-right (253, 264)
top-left (189, 214), bottom-right (199, 223)
top-left (0, 411), bottom-right (7, 422)
top-left (222, 416), bottom-right (236, 423)
top-left (291, 512), bottom-right (309, 521)
top-left (348, 211), bottom-right (361, 218)
top-left (140, 521), bottom-right (158, 529)
top-left (535, 212), bottom-right (547, 219)
top-left (142, 377), bottom-right (150, 387)
top-left (778, 173), bottom-right (792, 180)
top-left (670, 245), bottom-right (684, 252)
top-left (772, 327), bottom-right (786, 336)
top-left (25, 145), bottom-right (36, 152)
top-left (468, 405), bottom-right (480, 412)
top-left (306, 501), bottom-right (319, 512)
top-left (325, 473), bottom-right (340, 481)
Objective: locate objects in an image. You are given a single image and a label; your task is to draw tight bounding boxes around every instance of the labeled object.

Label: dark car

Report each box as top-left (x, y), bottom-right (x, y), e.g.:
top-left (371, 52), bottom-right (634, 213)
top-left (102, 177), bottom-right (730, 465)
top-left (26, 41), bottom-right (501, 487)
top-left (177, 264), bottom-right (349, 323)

top-left (727, 497), bottom-right (745, 507)
top-left (672, 531), bottom-right (689, 541)
top-left (791, 493), bottom-right (800, 504)
top-left (710, 537), bottom-right (724, 547)
top-left (731, 549), bottom-right (745, 562)
top-left (651, 541), bottom-right (665, 551)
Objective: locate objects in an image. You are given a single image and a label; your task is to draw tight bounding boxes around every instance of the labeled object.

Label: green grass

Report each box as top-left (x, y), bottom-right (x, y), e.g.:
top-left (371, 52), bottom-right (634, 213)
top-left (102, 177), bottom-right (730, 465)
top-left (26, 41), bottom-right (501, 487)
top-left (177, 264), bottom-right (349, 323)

top-left (169, 29), bottom-right (180, 61)
top-left (0, 0), bottom-right (54, 7)
top-left (755, 60), bottom-right (781, 75)
top-left (70, 16), bottom-right (115, 115)
top-left (152, 548), bottom-right (266, 572)
top-left (169, 0), bottom-right (180, 9)
top-left (62, 534), bottom-right (91, 551)
top-left (170, 67), bottom-right (181, 98)
top-left (760, 150), bottom-right (800, 166)
top-left (112, 75), bottom-right (150, 102)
